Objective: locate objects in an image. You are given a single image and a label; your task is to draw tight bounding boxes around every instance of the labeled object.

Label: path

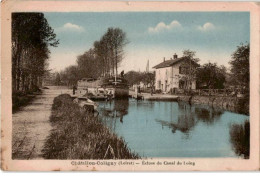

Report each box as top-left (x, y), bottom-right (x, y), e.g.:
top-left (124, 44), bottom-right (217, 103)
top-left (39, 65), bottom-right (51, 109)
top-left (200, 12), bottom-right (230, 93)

top-left (12, 86), bottom-right (71, 159)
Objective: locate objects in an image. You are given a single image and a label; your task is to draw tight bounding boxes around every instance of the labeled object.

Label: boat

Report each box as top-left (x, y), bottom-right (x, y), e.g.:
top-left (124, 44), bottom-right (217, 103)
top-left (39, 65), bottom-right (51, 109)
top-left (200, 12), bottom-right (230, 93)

top-left (73, 96), bottom-right (98, 113)
top-left (77, 76), bottom-right (129, 99)
top-left (100, 76), bottom-right (129, 99)
top-left (77, 78), bottom-right (102, 95)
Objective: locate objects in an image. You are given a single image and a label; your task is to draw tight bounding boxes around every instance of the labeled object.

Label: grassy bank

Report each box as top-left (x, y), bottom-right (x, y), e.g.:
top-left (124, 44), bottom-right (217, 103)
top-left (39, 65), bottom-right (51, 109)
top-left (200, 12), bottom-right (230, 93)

top-left (12, 89), bottom-right (41, 112)
top-left (42, 94), bottom-right (139, 159)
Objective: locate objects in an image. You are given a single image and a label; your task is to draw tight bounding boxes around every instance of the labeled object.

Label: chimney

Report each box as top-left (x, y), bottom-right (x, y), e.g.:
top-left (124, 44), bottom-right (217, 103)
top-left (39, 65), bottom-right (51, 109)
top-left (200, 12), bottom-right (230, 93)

top-left (163, 57), bottom-right (166, 62)
top-left (173, 53), bottom-right (178, 59)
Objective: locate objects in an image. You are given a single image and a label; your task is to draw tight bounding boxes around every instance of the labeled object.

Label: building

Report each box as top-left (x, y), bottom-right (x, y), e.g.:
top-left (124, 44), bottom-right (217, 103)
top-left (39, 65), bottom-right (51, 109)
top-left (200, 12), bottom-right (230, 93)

top-left (153, 54), bottom-right (199, 93)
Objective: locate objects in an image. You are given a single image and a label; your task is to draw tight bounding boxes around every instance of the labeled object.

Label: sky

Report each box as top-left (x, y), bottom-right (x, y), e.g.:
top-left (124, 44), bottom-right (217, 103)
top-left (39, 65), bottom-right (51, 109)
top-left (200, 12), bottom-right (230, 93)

top-left (44, 12), bottom-right (250, 73)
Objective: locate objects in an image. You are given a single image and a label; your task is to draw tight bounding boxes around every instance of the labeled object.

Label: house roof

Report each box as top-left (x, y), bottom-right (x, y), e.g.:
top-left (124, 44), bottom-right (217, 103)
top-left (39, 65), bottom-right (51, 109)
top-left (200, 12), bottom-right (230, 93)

top-left (152, 57), bottom-right (184, 69)
top-left (153, 57), bottom-right (199, 69)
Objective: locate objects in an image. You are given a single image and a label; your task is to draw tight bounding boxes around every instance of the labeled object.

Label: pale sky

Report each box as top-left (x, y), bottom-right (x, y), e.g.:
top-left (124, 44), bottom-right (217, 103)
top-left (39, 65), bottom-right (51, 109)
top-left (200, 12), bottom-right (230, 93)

top-left (44, 12), bottom-right (250, 73)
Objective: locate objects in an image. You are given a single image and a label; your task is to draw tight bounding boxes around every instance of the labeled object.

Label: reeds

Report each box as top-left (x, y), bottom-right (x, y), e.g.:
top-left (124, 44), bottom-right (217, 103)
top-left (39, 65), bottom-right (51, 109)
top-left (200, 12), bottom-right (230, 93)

top-left (42, 94), bottom-right (139, 159)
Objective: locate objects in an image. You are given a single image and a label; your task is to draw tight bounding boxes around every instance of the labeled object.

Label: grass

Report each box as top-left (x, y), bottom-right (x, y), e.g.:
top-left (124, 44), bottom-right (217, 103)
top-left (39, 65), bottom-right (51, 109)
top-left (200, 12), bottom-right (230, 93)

top-left (42, 94), bottom-right (139, 159)
top-left (12, 89), bottom-right (41, 112)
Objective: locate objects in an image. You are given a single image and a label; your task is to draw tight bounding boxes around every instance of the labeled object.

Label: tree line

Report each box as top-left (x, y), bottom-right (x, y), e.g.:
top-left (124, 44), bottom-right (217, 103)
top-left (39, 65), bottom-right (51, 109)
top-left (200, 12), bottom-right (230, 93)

top-left (196, 43), bottom-right (249, 90)
top-left (50, 27), bottom-right (128, 87)
top-left (12, 13), bottom-right (59, 93)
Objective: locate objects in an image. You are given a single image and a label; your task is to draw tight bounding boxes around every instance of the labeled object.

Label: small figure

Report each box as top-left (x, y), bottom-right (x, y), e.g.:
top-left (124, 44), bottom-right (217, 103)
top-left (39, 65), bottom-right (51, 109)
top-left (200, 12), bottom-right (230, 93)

top-left (120, 70), bottom-right (124, 78)
top-left (138, 86), bottom-right (141, 94)
top-left (72, 85), bottom-right (77, 95)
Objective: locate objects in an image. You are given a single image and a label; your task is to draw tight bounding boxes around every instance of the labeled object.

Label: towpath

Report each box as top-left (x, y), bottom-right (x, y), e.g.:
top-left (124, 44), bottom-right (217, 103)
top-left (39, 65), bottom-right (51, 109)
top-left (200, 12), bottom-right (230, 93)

top-left (12, 86), bottom-right (71, 159)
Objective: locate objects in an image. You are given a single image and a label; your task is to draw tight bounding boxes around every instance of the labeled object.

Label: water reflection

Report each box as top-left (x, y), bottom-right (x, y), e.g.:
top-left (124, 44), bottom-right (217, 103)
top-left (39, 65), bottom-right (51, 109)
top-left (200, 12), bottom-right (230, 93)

top-left (156, 102), bottom-right (196, 136)
top-left (97, 99), bottom-right (249, 158)
top-left (99, 99), bottom-right (129, 123)
top-left (156, 102), bottom-right (224, 135)
top-left (195, 106), bottom-right (223, 125)
top-left (229, 120), bottom-right (250, 159)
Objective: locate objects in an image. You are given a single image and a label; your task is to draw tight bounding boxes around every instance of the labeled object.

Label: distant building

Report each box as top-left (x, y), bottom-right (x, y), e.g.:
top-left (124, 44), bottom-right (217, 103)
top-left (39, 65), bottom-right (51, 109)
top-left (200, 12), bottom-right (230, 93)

top-left (153, 54), bottom-right (199, 93)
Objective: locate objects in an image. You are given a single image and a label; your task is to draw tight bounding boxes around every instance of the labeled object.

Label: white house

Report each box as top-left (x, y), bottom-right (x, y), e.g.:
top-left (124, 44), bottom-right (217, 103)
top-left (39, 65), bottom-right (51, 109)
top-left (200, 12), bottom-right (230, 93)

top-left (153, 54), bottom-right (198, 93)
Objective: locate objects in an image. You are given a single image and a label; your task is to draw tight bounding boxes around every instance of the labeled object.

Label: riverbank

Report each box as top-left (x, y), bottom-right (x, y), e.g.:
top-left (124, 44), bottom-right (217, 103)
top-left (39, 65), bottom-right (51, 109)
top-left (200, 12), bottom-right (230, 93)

top-left (129, 90), bottom-right (249, 115)
top-left (42, 94), bottom-right (139, 159)
top-left (178, 95), bottom-right (249, 115)
top-left (129, 91), bottom-right (178, 101)
top-left (12, 90), bottom-right (41, 112)
top-left (12, 87), bottom-right (61, 159)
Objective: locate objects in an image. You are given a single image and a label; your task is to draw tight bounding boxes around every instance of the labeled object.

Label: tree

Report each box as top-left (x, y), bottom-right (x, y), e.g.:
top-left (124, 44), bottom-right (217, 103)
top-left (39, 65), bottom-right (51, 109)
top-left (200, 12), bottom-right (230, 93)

top-left (179, 49), bottom-right (200, 90)
top-left (54, 72), bottom-right (61, 86)
top-left (77, 49), bottom-right (100, 79)
top-left (229, 43), bottom-right (249, 88)
top-left (196, 62), bottom-right (226, 89)
top-left (12, 13), bottom-right (59, 92)
top-left (124, 71), bottom-right (155, 88)
top-left (141, 72), bottom-right (155, 88)
top-left (94, 27), bottom-right (128, 76)
top-left (124, 71), bottom-right (143, 86)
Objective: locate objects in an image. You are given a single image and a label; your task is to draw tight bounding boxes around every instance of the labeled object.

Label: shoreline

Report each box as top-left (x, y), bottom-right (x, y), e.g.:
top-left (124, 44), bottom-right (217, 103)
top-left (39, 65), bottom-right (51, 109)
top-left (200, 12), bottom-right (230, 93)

top-left (178, 95), bottom-right (249, 115)
top-left (129, 90), bottom-right (249, 115)
top-left (42, 94), bottom-right (139, 159)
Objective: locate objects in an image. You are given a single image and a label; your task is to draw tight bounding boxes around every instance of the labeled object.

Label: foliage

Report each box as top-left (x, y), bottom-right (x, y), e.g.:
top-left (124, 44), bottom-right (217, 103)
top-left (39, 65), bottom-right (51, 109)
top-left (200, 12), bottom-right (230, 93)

top-left (12, 13), bottom-right (59, 92)
top-left (94, 27), bottom-right (128, 76)
top-left (48, 27), bottom-right (128, 86)
top-left (77, 49), bottom-right (101, 79)
top-left (124, 71), bottom-right (155, 87)
top-left (196, 62), bottom-right (226, 89)
top-left (178, 49), bottom-right (200, 89)
top-left (229, 43), bottom-right (249, 88)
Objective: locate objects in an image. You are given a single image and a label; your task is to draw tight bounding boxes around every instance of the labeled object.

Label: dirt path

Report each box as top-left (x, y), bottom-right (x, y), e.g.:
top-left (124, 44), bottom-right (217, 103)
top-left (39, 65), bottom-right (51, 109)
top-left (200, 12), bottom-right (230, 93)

top-left (12, 86), bottom-right (71, 159)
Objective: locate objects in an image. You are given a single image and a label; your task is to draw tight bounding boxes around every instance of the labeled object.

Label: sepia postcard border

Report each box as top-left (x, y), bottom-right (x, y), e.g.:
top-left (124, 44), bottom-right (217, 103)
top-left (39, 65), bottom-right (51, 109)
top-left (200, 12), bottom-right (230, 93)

top-left (1, 0), bottom-right (260, 171)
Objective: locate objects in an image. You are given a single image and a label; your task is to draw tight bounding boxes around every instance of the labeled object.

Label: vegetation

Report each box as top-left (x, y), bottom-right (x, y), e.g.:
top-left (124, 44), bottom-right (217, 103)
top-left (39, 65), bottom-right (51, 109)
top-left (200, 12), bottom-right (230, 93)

top-left (196, 62), bottom-right (226, 89)
top-left (124, 71), bottom-right (155, 87)
top-left (178, 49), bottom-right (200, 90)
top-left (12, 89), bottom-right (41, 112)
top-left (48, 27), bottom-right (128, 87)
top-left (12, 13), bottom-right (59, 92)
top-left (94, 28), bottom-right (128, 76)
top-left (42, 94), bottom-right (139, 159)
top-left (229, 43), bottom-right (250, 89)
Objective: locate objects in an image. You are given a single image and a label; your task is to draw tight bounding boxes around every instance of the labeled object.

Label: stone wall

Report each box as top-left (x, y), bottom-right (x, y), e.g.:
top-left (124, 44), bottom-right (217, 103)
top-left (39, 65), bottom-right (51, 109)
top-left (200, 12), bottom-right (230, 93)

top-left (178, 95), bottom-right (249, 115)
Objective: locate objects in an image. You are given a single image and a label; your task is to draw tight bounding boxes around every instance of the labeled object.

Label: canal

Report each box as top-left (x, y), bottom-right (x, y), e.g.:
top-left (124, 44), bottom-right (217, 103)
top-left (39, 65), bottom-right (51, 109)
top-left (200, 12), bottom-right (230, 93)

top-left (97, 98), bottom-right (249, 158)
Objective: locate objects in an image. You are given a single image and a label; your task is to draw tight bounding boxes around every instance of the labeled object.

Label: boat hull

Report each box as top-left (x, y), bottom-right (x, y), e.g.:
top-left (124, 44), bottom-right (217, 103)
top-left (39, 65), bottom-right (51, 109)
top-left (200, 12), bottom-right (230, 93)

top-left (105, 87), bottom-right (129, 99)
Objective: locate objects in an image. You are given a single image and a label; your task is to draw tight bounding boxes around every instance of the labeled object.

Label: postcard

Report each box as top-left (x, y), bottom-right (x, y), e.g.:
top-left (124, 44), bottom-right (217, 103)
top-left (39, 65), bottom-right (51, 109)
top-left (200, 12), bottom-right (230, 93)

top-left (1, 0), bottom-right (260, 171)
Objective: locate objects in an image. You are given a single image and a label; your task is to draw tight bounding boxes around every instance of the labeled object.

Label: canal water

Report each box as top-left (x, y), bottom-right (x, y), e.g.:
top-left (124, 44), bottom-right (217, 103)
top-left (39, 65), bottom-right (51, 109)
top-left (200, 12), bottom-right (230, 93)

top-left (97, 99), bottom-right (249, 158)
